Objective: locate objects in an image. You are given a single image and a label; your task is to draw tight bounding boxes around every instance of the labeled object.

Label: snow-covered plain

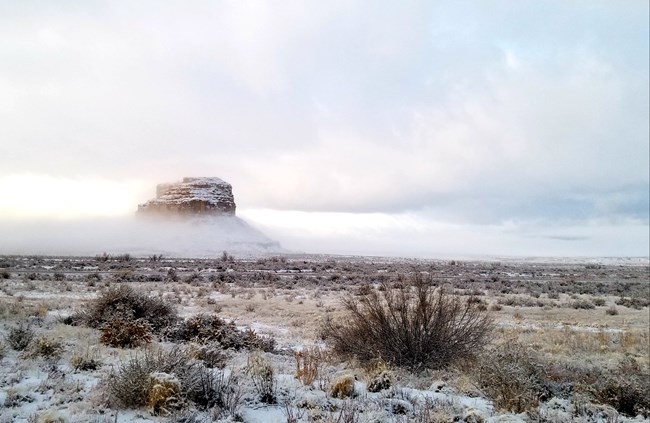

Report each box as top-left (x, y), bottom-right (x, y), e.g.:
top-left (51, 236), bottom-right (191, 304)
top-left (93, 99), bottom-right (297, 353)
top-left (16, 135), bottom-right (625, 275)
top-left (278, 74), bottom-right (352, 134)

top-left (0, 255), bottom-right (648, 422)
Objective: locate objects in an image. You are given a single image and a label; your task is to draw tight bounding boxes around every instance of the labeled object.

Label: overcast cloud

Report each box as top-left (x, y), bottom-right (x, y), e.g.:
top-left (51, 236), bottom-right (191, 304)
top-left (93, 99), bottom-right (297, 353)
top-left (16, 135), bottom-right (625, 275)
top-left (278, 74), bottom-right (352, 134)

top-left (0, 1), bottom-right (648, 257)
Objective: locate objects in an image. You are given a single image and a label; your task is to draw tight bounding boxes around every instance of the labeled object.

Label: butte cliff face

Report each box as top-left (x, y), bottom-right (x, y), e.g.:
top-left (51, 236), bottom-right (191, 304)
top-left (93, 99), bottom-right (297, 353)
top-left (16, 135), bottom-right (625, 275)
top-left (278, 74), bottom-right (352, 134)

top-left (138, 177), bottom-right (237, 216)
top-left (134, 177), bottom-right (281, 255)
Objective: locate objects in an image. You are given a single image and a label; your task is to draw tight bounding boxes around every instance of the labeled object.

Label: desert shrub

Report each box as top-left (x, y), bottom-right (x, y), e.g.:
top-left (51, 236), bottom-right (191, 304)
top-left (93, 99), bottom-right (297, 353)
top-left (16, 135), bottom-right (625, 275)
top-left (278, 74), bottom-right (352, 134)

top-left (592, 297), bottom-right (606, 307)
top-left (544, 358), bottom-right (650, 417)
top-left (185, 367), bottom-right (243, 418)
top-left (246, 351), bottom-right (276, 404)
top-left (490, 304), bottom-right (503, 312)
top-left (472, 342), bottom-right (549, 413)
top-left (6, 323), bottom-right (34, 351)
top-left (28, 336), bottom-right (63, 359)
top-left (191, 343), bottom-right (228, 369)
top-left (322, 273), bottom-right (492, 369)
top-left (80, 285), bottom-right (177, 332)
top-left (329, 374), bottom-right (355, 399)
top-left (70, 348), bottom-right (101, 371)
top-left (164, 313), bottom-right (274, 352)
top-left (104, 347), bottom-right (199, 409)
top-left (0, 341), bottom-right (6, 359)
top-left (547, 292), bottom-right (560, 300)
top-left (606, 306), bottom-right (619, 315)
top-left (615, 297), bottom-right (650, 309)
top-left (0, 270), bottom-right (10, 279)
top-left (100, 317), bottom-right (153, 348)
top-left (324, 400), bottom-right (360, 422)
top-left (588, 358), bottom-right (650, 417)
top-left (570, 299), bottom-right (595, 310)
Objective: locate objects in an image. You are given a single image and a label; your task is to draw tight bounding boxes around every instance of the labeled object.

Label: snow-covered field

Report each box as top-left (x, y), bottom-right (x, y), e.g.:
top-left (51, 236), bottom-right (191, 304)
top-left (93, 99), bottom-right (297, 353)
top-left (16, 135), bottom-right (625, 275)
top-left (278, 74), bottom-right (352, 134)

top-left (0, 255), bottom-right (648, 422)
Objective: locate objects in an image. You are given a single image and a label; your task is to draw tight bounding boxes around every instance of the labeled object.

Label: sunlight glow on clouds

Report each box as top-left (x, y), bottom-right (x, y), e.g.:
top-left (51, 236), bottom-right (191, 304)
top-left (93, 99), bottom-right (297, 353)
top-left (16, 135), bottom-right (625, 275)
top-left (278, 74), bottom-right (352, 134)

top-left (0, 174), bottom-right (146, 219)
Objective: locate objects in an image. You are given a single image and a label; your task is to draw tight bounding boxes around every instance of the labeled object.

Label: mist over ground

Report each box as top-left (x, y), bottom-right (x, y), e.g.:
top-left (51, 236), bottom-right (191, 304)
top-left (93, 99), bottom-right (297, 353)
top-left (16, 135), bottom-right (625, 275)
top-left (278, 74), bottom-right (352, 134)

top-left (0, 212), bottom-right (647, 260)
top-left (0, 216), bottom-right (280, 258)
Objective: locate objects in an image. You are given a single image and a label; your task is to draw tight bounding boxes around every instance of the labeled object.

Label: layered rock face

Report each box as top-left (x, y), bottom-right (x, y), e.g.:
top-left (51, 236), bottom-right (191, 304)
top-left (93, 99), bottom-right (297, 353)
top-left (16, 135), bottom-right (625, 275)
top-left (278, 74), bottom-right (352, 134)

top-left (133, 177), bottom-right (281, 254)
top-left (138, 177), bottom-right (236, 216)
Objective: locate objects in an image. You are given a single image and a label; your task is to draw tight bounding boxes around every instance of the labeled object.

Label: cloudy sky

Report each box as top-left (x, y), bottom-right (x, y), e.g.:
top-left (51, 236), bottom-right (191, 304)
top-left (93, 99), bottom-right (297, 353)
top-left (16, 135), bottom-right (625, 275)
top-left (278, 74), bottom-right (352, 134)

top-left (1, 1), bottom-right (648, 257)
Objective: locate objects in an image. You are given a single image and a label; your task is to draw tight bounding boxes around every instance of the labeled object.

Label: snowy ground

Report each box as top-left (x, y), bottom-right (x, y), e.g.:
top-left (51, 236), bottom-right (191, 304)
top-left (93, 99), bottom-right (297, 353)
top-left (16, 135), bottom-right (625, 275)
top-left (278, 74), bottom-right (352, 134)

top-left (0, 255), bottom-right (648, 422)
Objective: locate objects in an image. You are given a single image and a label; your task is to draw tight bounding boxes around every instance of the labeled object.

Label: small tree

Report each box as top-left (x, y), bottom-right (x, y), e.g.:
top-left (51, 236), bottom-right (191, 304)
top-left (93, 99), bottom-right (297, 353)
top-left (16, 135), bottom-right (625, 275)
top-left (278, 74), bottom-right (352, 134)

top-left (322, 273), bottom-right (492, 370)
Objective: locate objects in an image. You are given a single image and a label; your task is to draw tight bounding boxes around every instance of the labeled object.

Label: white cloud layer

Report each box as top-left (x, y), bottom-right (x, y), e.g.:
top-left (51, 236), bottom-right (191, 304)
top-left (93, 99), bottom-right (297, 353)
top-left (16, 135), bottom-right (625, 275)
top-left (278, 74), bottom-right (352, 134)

top-left (0, 1), bottom-right (648, 256)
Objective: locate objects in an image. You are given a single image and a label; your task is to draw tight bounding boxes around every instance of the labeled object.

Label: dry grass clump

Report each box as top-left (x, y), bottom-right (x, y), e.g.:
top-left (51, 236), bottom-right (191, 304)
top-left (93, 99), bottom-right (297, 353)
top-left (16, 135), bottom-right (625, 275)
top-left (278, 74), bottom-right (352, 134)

top-left (294, 346), bottom-right (323, 386)
top-left (164, 313), bottom-right (275, 352)
top-left (27, 335), bottom-right (63, 359)
top-left (322, 273), bottom-right (492, 370)
top-left (532, 327), bottom-right (649, 357)
top-left (246, 351), bottom-right (276, 404)
top-left (148, 372), bottom-right (183, 415)
top-left (77, 285), bottom-right (177, 332)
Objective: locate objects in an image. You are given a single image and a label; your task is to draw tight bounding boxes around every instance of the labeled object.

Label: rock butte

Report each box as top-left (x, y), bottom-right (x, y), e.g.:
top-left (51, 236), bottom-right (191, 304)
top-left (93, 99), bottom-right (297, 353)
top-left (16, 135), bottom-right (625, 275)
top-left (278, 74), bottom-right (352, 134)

top-left (137, 177), bottom-right (237, 217)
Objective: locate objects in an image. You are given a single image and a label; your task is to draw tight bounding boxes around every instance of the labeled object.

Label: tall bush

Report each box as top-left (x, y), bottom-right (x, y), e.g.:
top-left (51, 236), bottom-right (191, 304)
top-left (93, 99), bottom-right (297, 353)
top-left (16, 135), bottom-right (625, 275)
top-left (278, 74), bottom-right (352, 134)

top-left (322, 273), bottom-right (492, 369)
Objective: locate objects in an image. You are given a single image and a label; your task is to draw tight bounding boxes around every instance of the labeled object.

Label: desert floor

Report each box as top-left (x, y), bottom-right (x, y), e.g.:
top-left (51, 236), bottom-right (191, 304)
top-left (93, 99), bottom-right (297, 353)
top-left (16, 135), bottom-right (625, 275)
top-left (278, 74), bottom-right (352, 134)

top-left (0, 254), bottom-right (648, 422)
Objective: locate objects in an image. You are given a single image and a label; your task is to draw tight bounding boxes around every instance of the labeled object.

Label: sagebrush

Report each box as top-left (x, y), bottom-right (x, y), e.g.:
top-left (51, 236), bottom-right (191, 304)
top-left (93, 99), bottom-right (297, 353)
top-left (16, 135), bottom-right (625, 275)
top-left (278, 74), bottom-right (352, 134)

top-left (323, 273), bottom-right (493, 369)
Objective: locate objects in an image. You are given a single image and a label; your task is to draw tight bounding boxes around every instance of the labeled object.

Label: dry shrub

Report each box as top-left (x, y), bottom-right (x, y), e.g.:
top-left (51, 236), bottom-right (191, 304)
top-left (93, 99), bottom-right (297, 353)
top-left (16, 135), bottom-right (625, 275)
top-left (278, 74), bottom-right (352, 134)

top-left (100, 317), bottom-right (153, 348)
top-left (322, 273), bottom-right (492, 369)
top-left (104, 347), bottom-right (199, 409)
top-left (190, 342), bottom-right (229, 369)
top-left (294, 346), bottom-right (323, 386)
top-left (588, 358), bottom-right (650, 418)
top-left (474, 342), bottom-right (650, 417)
top-left (6, 323), bottom-right (34, 351)
top-left (28, 336), bottom-right (63, 359)
top-left (80, 285), bottom-right (177, 332)
top-left (164, 313), bottom-right (274, 352)
top-left (472, 342), bottom-right (549, 413)
top-left (106, 347), bottom-right (242, 417)
top-left (571, 299), bottom-right (595, 309)
top-left (615, 297), bottom-right (650, 309)
top-left (329, 374), bottom-right (355, 398)
top-left (326, 401), bottom-right (360, 423)
top-left (70, 347), bottom-right (101, 371)
top-left (185, 367), bottom-right (243, 418)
